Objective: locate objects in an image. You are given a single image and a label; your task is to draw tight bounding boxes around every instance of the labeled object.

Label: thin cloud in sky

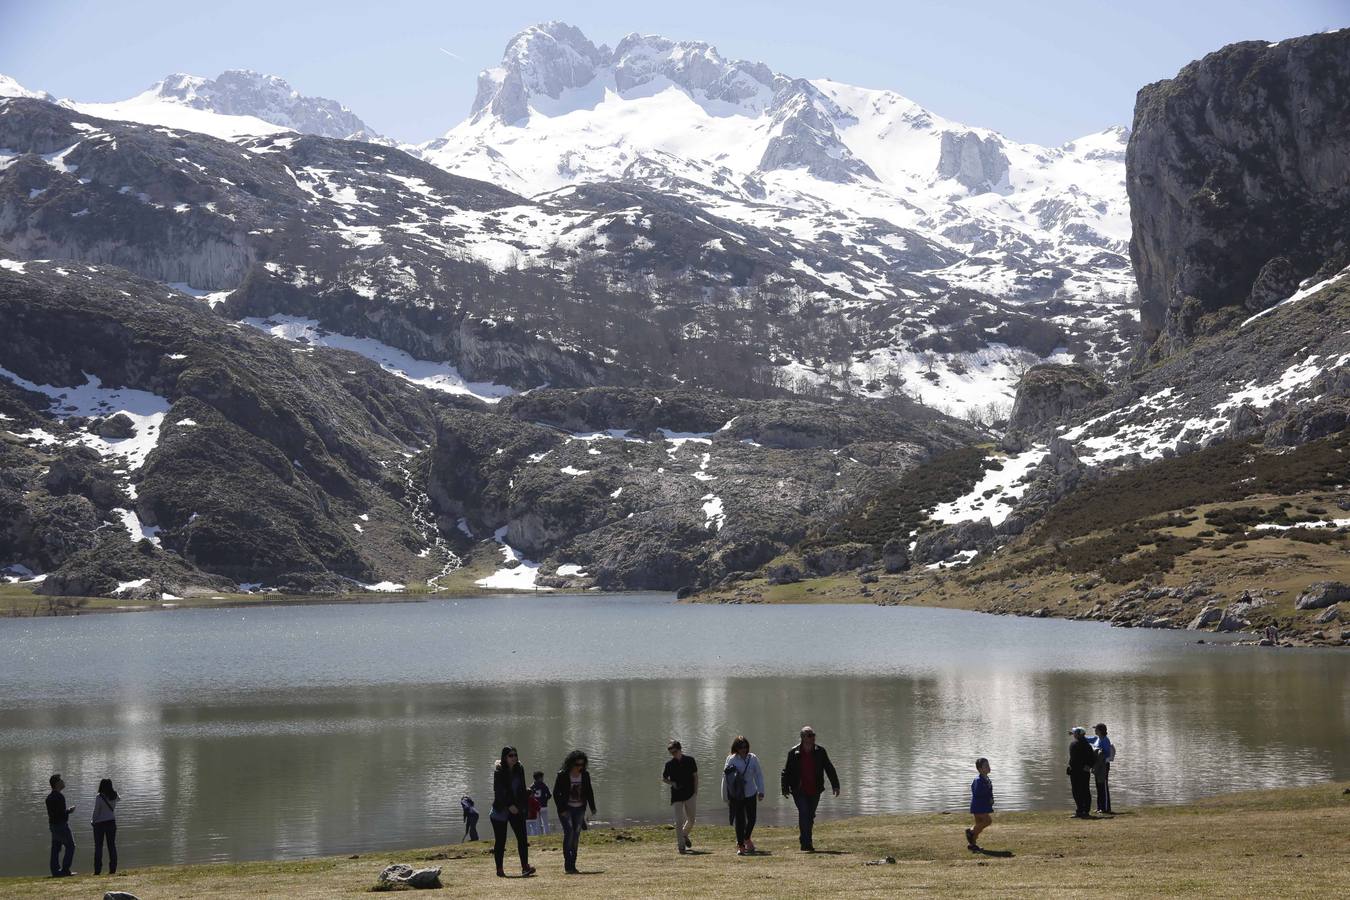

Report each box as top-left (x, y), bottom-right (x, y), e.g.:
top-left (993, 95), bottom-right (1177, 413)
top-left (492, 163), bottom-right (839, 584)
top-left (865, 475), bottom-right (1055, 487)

top-left (438, 47), bottom-right (463, 62)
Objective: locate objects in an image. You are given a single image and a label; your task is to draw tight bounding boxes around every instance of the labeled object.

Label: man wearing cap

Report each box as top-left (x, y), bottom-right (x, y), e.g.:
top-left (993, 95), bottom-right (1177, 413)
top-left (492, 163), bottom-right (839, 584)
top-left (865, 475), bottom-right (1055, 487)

top-left (1067, 727), bottom-right (1096, 818)
top-left (780, 726), bottom-right (840, 852)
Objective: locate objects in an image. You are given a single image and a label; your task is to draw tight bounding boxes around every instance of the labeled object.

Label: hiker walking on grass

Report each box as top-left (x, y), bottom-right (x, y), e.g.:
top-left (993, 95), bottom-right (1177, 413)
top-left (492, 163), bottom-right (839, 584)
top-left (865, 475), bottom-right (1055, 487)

top-left (722, 735), bottom-right (766, 856)
top-left (780, 725), bottom-right (840, 852)
top-left (663, 739), bottom-right (698, 854)
top-left (553, 750), bottom-right (596, 874)
top-left (46, 773), bottom-right (76, 878)
top-left (90, 778), bottom-right (119, 875)
top-left (1091, 723), bottom-right (1116, 814)
top-left (1067, 727), bottom-right (1096, 818)
top-left (490, 747), bottom-right (535, 878)
top-left (966, 758), bottom-right (994, 851)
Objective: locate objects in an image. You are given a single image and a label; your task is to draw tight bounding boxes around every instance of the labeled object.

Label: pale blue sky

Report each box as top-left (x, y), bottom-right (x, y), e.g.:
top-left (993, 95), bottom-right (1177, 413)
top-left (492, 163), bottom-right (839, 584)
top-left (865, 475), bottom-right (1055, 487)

top-left (2, 0), bottom-right (1345, 145)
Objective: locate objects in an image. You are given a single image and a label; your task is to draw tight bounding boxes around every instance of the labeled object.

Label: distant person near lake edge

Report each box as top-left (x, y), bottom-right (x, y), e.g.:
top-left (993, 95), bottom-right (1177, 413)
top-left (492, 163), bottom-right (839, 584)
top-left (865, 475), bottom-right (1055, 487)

top-left (1068, 727), bottom-right (1096, 818)
top-left (527, 771), bottom-right (551, 836)
top-left (663, 739), bottom-right (698, 854)
top-left (966, 758), bottom-right (994, 851)
top-left (45, 773), bottom-right (75, 878)
top-left (722, 735), bottom-right (766, 856)
top-left (91, 778), bottom-right (119, 875)
top-left (1091, 723), bottom-right (1116, 814)
top-left (552, 749), bottom-right (596, 874)
top-left (460, 795), bottom-right (479, 842)
top-left (489, 747), bottom-right (535, 878)
top-left (780, 725), bottom-right (840, 852)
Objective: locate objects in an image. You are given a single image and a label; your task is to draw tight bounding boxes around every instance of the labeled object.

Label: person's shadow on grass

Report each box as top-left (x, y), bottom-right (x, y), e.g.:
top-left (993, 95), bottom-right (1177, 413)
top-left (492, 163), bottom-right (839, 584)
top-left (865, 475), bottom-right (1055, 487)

top-left (972, 847), bottom-right (1014, 858)
top-left (807, 849), bottom-right (848, 855)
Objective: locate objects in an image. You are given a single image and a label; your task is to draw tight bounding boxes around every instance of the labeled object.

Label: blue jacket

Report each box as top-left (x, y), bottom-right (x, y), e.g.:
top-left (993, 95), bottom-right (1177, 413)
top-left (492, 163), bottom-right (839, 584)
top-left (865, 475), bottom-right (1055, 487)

top-left (1091, 735), bottom-right (1115, 764)
top-left (970, 775), bottom-right (994, 814)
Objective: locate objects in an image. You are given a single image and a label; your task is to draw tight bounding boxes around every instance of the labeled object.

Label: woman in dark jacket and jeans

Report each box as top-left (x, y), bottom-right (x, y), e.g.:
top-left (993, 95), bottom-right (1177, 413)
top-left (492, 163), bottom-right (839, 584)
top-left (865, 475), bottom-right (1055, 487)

top-left (490, 747), bottom-right (535, 877)
top-left (552, 749), bottom-right (596, 874)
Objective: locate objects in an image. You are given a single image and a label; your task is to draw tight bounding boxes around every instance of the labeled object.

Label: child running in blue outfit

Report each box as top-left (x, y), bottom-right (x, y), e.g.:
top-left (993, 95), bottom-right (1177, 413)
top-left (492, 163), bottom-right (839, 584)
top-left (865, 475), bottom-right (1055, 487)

top-left (966, 757), bottom-right (993, 851)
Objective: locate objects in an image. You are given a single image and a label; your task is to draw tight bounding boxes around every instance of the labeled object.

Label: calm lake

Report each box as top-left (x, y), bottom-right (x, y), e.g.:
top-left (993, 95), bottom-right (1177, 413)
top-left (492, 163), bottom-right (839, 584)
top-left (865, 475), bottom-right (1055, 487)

top-left (0, 594), bottom-right (1347, 875)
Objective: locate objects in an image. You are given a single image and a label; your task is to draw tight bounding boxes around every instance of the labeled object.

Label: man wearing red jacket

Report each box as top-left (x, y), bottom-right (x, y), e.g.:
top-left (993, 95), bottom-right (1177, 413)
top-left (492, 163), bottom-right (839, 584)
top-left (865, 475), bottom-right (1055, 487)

top-left (780, 725), bottom-right (840, 852)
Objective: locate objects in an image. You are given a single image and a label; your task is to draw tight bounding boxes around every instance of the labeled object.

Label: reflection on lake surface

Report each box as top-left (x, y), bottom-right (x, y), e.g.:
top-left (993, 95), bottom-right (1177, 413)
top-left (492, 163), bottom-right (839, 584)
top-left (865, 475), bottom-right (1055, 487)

top-left (0, 594), bottom-right (1346, 874)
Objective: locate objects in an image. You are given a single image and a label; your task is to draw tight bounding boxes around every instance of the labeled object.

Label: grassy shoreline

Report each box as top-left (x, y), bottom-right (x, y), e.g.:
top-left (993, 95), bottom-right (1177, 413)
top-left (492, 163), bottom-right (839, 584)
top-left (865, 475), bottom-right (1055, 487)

top-left (2, 783), bottom-right (1346, 898)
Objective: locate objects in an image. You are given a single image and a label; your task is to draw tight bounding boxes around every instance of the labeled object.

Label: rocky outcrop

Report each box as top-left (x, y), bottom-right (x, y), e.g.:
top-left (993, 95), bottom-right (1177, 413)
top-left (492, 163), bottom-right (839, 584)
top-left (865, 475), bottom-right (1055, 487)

top-left (759, 81), bottom-right (877, 183)
top-left (471, 22), bottom-right (608, 124)
top-left (1128, 29), bottom-right (1350, 357)
top-left (803, 542), bottom-right (875, 575)
top-left (1295, 581), bottom-right (1350, 611)
top-left (911, 519), bottom-right (994, 566)
top-left (1007, 364), bottom-right (1110, 434)
top-left (937, 131), bottom-right (1009, 193)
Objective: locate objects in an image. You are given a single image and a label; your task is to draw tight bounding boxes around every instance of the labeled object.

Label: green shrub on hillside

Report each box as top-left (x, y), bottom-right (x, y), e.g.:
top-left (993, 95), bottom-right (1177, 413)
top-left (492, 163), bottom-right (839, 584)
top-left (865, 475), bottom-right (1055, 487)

top-left (1032, 430), bottom-right (1350, 544)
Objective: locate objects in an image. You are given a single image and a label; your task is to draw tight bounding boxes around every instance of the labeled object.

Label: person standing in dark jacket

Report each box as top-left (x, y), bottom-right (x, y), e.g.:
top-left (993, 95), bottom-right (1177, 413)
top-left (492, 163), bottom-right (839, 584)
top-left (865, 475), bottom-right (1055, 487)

top-left (45, 773), bottom-right (76, 877)
top-left (780, 725), bottom-right (840, 852)
top-left (90, 778), bottom-right (119, 875)
top-left (552, 750), bottom-right (597, 874)
top-left (489, 747), bottom-right (535, 878)
top-left (1067, 727), bottom-right (1096, 818)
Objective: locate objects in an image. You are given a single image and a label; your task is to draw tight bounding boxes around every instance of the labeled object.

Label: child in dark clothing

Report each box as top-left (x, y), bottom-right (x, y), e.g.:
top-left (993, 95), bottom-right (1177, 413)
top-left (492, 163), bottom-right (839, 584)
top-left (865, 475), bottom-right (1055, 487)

top-left (966, 758), bottom-right (993, 851)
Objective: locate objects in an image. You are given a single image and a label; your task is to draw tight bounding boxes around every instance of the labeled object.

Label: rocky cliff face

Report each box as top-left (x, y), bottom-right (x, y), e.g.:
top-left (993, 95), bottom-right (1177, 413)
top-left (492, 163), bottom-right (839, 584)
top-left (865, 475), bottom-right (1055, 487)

top-left (1128, 29), bottom-right (1350, 358)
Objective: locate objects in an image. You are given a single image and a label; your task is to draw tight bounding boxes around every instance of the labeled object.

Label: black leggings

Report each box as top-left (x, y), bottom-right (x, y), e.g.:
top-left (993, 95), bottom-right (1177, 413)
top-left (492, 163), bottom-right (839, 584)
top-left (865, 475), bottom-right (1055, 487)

top-left (93, 820), bottom-right (117, 874)
top-left (729, 795), bottom-right (758, 845)
top-left (491, 812), bottom-right (529, 870)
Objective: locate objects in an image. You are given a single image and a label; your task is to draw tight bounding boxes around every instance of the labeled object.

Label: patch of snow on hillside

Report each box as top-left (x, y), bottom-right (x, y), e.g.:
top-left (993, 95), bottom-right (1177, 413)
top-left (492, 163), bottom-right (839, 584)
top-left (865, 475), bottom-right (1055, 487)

top-left (0, 366), bottom-right (169, 468)
top-left (112, 508), bottom-right (161, 546)
top-left (359, 581), bottom-right (406, 592)
top-left (168, 282), bottom-right (233, 306)
top-left (70, 92), bottom-right (290, 140)
top-left (240, 315), bottom-right (515, 402)
top-left (930, 447), bottom-right (1047, 526)
top-left (476, 526), bottom-right (552, 591)
top-left (701, 494), bottom-right (725, 531)
top-left (1242, 266), bottom-right (1350, 327)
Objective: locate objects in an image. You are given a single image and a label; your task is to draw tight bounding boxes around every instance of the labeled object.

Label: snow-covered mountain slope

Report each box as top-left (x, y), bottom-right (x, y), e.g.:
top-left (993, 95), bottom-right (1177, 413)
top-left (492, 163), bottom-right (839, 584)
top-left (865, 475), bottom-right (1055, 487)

top-left (421, 23), bottom-right (1134, 313)
top-left (0, 74), bottom-right (54, 102)
top-left (56, 70), bottom-right (384, 142)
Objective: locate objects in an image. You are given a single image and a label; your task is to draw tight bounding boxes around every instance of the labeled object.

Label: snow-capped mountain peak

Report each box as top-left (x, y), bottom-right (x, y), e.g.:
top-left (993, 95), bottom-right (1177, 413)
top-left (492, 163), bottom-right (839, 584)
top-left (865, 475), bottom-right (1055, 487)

top-left (0, 74), bottom-right (54, 102)
top-left (145, 69), bottom-right (381, 140)
top-left (53, 70), bottom-right (383, 143)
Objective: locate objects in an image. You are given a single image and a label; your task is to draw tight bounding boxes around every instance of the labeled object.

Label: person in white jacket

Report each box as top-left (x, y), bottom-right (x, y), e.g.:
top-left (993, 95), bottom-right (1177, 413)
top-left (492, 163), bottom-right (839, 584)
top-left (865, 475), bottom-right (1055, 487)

top-left (721, 735), bottom-right (765, 855)
top-left (90, 779), bottom-right (119, 875)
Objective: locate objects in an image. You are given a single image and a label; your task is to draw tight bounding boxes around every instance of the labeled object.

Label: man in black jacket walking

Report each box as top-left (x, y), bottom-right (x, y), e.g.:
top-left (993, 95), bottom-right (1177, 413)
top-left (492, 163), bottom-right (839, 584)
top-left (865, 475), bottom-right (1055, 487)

top-left (780, 725), bottom-right (840, 851)
top-left (1067, 727), bottom-right (1096, 818)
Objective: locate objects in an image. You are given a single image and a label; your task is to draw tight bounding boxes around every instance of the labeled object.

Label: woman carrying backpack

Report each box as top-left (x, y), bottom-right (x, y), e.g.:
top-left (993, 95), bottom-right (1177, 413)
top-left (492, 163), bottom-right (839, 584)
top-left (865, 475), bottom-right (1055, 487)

top-left (721, 735), bottom-right (765, 855)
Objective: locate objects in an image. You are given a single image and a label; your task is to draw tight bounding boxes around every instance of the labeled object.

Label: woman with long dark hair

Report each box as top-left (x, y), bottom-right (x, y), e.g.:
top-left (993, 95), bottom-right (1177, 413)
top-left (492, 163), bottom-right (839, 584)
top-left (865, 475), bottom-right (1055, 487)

top-left (551, 749), bottom-right (596, 874)
top-left (90, 778), bottom-right (119, 875)
top-left (722, 735), bottom-right (765, 855)
top-left (490, 747), bottom-right (535, 878)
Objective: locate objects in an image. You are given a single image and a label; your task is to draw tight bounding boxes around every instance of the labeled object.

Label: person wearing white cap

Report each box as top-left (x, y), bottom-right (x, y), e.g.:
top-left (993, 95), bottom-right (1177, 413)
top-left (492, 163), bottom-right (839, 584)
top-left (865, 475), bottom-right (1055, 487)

top-left (1067, 727), bottom-right (1096, 818)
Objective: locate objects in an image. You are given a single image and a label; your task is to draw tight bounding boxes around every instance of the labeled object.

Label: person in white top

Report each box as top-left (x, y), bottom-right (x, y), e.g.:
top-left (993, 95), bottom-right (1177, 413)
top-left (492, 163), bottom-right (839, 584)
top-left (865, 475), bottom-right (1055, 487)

top-left (721, 735), bottom-right (765, 855)
top-left (90, 778), bottom-right (119, 875)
